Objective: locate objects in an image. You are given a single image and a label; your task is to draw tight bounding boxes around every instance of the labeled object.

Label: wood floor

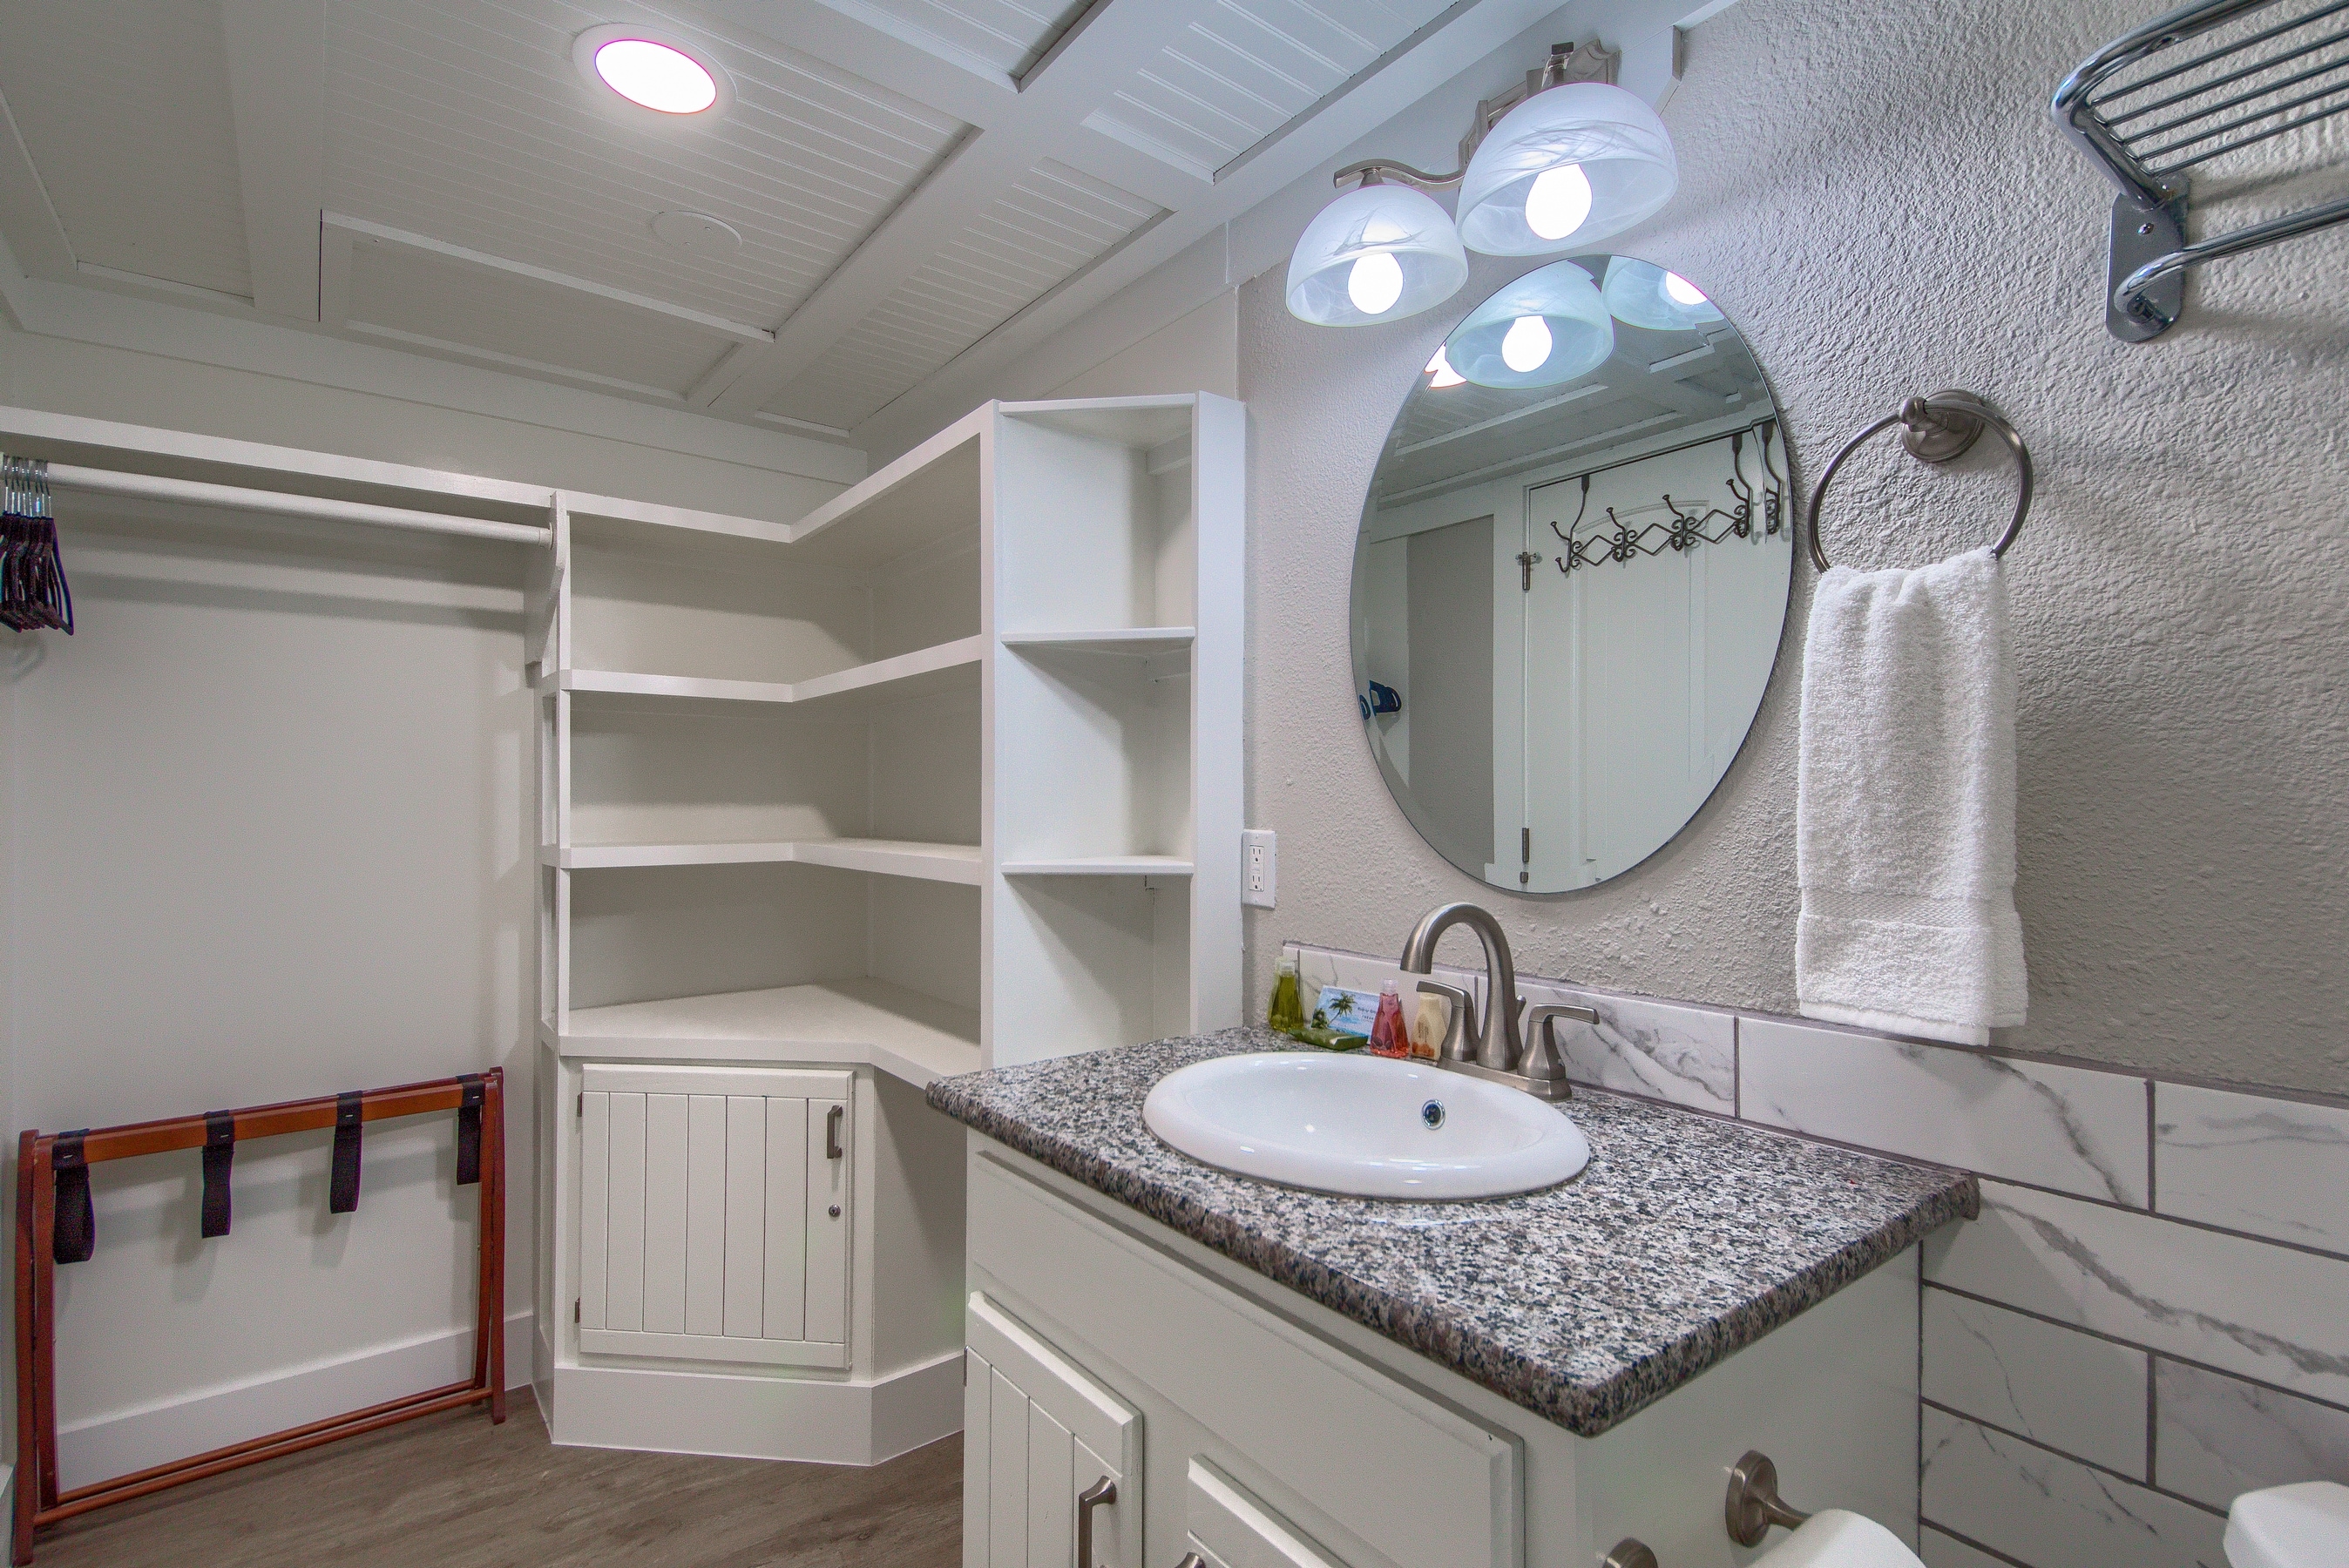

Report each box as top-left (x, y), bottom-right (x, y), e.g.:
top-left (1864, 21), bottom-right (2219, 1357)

top-left (29, 1401), bottom-right (962, 1567)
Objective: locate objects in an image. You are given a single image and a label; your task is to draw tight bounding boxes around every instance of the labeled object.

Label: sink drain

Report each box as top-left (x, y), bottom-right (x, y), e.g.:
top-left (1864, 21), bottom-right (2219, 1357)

top-left (1421, 1099), bottom-right (1445, 1129)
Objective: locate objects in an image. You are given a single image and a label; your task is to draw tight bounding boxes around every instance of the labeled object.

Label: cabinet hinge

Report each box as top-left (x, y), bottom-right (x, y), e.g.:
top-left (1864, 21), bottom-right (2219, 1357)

top-left (573, 1299), bottom-right (581, 1323)
top-left (1518, 551), bottom-right (1541, 591)
top-left (576, 1092), bottom-right (583, 1118)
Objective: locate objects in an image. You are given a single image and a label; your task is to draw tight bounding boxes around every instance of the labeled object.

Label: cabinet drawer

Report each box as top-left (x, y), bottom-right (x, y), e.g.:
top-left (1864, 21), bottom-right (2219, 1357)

top-left (970, 1150), bottom-right (1520, 1568)
top-left (1187, 1458), bottom-right (1351, 1568)
top-left (578, 1063), bottom-right (851, 1368)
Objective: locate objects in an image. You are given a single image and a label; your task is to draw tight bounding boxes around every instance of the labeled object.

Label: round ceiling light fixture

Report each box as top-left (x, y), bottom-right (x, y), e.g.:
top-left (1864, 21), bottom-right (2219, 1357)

top-left (574, 25), bottom-right (728, 116)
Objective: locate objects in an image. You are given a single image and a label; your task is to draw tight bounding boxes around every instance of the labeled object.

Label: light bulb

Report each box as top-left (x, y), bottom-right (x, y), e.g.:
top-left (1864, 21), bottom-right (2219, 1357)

top-left (1523, 164), bottom-right (1594, 242)
top-left (1662, 271), bottom-right (1707, 306)
top-left (1500, 314), bottom-right (1553, 374)
top-left (1346, 252), bottom-right (1405, 315)
top-left (1425, 346), bottom-right (1465, 389)
top-left (595, 37), bottom-right (719, 113)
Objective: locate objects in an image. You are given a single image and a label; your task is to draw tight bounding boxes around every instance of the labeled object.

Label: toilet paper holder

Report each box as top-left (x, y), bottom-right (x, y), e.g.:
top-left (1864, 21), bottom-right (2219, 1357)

top-left (1725, 1450), bottom-right (1813, 1546)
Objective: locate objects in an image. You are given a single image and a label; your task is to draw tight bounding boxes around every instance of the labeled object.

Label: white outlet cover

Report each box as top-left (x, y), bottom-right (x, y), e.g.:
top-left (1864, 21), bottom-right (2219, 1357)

top-left (1242, 829), bottom-right (1275, 909)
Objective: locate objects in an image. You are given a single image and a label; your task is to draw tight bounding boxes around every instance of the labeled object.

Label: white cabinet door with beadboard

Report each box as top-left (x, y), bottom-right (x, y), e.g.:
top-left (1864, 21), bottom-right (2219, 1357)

top-left (1185, 1459), bottom-right (1352, 1568)
top-left (963, 1293), bottom-right (1141, 1568)
top-left (577, 1063), bottom-right (851, 1369)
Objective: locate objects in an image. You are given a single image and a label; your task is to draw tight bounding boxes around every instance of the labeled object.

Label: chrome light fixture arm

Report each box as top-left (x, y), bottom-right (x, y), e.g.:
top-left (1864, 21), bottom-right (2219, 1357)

top-left (1330, 38), bottom-right (1619, 194)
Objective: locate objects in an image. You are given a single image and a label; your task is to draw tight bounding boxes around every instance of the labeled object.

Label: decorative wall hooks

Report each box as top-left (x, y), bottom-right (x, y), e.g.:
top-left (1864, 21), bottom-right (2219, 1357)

top-left (1547, 422), bottom-right (1786, 576)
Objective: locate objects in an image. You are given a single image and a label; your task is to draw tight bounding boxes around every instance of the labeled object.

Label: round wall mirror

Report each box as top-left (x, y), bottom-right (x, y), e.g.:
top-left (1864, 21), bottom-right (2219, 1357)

top-left (1350, 255), bottom-right (1791, 894)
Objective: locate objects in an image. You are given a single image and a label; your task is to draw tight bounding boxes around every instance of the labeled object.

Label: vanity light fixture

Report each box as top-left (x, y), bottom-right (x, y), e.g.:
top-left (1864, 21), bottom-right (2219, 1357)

top-left (574, 25), bottom-right (726, 115)
top-left (1283, 40), bottom-right (1678, 327)
top-left (1284, 179), bottom-right (1468, 327)
top-left (1601, 256), bottom-right (1724, 331)
top-left (1442, 259), bottom-right (1614, 389)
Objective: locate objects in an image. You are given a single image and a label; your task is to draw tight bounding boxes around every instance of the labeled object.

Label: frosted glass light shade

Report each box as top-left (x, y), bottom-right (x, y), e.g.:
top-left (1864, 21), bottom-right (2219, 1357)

top-left (1286, 184), bottom-right (1469, 326)
top-left (1443, 260), bottom-right (1615, 389)
top-left (1457, 83), bottom-right (1677, 255)
top-left (1602, 256), bottom-right (1725, 330)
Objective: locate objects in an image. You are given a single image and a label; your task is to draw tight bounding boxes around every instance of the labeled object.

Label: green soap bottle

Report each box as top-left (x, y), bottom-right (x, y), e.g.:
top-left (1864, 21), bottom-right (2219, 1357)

top-left (1267, 954), bottom-right (1304, 1032)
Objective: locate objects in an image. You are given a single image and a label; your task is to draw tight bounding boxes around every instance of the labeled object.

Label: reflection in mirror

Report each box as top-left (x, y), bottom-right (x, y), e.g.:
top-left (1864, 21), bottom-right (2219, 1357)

top-left (1351, 256), bottom-right (1791, 893)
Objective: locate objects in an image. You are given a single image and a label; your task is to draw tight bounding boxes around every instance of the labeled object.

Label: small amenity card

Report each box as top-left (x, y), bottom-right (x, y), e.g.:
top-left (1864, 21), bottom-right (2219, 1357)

top-left (1311, 985), bottom-right (1378, 1038)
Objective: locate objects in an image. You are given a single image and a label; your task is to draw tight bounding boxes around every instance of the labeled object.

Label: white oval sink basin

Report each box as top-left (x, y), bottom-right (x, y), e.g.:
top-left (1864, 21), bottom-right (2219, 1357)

top-left (1141, 1052), bottom-right (1591, 1200)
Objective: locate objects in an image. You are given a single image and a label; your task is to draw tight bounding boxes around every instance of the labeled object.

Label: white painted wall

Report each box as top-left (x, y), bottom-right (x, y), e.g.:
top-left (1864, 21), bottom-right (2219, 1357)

top-left (1223, 0), bottom-right (2349, 1097)
top-left (0, 311), bottom-right (853, 1477)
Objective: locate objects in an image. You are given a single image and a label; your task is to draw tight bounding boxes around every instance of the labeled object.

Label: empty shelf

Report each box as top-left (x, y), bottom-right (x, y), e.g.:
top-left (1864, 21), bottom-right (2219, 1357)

top-left (1000, 855), bottom-right (1195, 876)
top-left (545, 635), bottom-right (983, 712)
top-left (557, 977), bottom-right (981, 1088)
top-left (545, 838), bottom-right (984, 884)
top-left (1000, 628), bottom-right (1195, 655)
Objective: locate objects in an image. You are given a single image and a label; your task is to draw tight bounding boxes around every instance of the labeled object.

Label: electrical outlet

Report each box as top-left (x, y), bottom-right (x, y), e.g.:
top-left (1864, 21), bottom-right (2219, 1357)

top-left (1242, 829), bottom-right (1276, 909)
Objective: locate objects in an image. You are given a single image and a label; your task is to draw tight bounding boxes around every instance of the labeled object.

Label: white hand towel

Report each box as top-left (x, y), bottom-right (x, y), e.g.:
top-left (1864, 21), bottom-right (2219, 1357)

top-left (1797, 545), bottom-right (2026, 1045)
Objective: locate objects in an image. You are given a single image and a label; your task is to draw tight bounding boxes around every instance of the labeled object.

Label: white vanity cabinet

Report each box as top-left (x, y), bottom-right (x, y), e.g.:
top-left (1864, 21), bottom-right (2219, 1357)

top-left (964, 1138), bottom-right (1921, 1568)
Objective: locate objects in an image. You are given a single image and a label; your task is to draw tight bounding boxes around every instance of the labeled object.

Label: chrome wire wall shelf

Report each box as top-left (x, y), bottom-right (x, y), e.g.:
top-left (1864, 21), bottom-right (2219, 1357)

top-left (2055, 0), bottom-right (2349, 341)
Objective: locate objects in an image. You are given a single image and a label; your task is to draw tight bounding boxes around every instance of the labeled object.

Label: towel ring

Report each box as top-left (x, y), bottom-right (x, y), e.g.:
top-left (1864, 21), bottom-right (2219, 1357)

top-left (1806, 390), bottom-right (2033, 572)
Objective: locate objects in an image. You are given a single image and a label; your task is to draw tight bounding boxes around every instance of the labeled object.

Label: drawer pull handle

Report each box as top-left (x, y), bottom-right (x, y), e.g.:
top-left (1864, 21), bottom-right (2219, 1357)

top-left (826, 1105), bottom-right (843, 1160)
top-left (1077, 1476), bottom-right (1116, 1568)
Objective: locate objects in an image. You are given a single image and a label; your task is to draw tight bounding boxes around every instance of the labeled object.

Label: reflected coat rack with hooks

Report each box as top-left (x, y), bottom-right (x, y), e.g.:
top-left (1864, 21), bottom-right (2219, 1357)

top-left (1540, 421), bottom-right (1788, 578)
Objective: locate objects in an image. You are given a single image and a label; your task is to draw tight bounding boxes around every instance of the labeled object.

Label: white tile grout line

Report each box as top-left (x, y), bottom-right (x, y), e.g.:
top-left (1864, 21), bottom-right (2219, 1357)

top-left (1918, 1399), bottom-right (2227, 1518)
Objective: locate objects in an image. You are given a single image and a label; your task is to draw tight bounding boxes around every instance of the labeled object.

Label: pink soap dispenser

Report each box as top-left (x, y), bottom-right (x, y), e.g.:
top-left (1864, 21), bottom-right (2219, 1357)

top-left (1367, 980), bottom-right (1411, 1059)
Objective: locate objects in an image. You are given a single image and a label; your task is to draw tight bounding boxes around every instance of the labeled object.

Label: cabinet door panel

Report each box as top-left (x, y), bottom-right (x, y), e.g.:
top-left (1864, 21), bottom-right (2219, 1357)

top-left (989, 1368), bottom-right (1031, 1568)
top-left (606, 1091), bottom-right (647, 1332)
top-left (642, 1093), bottom-right (689, 1334)
top-left (966, 1293), bottom-right (1140, 1568)
top-left (805, 1097), bottom-right (849, 1344)
top-left (579, 1090), bottom-right (611, 1330)
top-left (721, 1095), bottom-right (767, 1338)
top-left (572, 1066), bottom-right (851, 1368)
top-left (763, 1097), bottom-right (809, 1342)
top-left (684, 1094), bottom-right (728, 1335)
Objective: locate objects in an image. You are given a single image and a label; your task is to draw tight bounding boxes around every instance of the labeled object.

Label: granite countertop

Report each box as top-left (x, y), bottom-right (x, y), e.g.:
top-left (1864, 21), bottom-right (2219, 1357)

top-left (927, 1025), bottom-right (1978, 1437)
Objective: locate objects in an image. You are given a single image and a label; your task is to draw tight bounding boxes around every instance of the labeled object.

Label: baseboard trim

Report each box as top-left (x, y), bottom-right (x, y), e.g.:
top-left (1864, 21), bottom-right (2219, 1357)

top-left (56, 1310), bottom-right (534, 1492)
top-left (548, 1348), bottom-right (963, 1464)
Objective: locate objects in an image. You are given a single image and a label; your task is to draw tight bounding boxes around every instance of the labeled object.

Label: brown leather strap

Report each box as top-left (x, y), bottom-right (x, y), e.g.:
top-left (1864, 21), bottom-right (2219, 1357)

top-left (200, 1111), bottom-right (235, 1238)
top-left (52, 1130), bottom-right (94, 1263)
top-left (455, 1077), bottom-right (483, 1186)
top-left (328, 1092), bottom-right (363, 1214)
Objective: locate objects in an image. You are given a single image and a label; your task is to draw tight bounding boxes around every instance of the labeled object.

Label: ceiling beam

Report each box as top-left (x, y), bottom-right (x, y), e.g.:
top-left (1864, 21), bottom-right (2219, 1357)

top-left (220, 0), bottom-right (327, 321)
top-left (694, 0), bottom-right (1218, 419)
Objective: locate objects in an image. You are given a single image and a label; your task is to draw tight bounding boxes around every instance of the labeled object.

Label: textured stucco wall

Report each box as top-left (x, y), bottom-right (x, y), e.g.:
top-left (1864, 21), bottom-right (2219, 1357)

top-left (1239, 0), bottom-right (2349, 1095)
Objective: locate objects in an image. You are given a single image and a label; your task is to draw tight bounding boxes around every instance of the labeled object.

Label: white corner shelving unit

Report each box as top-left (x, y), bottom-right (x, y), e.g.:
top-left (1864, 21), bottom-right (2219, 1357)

top-left (534, 392), bottom-right (1243, 1463)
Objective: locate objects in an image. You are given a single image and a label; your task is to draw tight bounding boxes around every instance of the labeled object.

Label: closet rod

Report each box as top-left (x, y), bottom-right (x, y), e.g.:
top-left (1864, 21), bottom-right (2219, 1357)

top-left (42, 463), bottom-right (551, 545)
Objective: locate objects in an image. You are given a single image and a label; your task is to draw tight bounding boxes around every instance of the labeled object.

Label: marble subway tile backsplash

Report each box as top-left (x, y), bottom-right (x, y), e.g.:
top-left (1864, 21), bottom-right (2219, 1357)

top-left (1741, 1017), bottom-right (2149, 1205)
top-left (1920, 1409), bottom-right (2228, 1568)
top-left (1514, 977), bottom-right (1736, 1114)
top-left (2154, 1359), bottom-right (2349, 1511)
top-left (1925, 1179), bottom-right (2349, 1409)
top-left (2154, 1083), bottom-right (2349, 1254)
top-left (1276, 940), bottom-right (2349, 1568)
top-left (1921, 1289), bottom-right (2149, 1477)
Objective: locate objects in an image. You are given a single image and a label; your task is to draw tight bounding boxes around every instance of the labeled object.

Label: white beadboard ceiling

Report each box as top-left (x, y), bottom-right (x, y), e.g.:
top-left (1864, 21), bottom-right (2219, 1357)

top-left (0, 0), bottom-right (1540, 448)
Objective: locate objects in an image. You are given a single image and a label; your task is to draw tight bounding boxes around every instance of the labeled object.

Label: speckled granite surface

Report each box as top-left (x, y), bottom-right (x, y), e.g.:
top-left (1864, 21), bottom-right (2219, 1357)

top-left (928, 1025), bottom-right (1978, 1436)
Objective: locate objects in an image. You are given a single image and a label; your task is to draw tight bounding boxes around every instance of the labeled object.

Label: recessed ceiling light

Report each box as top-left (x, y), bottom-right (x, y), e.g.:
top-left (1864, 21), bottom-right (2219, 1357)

top-left (573, 25), bottom-right (726, 117)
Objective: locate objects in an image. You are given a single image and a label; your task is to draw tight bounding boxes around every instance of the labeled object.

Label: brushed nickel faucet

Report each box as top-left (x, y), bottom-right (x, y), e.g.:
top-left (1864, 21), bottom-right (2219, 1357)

top-left (1398, 901), bottom-right (1596, 1102)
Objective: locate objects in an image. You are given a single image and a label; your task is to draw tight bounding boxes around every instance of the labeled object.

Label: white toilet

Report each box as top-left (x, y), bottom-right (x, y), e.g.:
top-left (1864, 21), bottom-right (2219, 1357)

top-left (1744, 1481), bottom-right (2349, 1567)
top-left (2224, 1481), bottom-right (2349, 1568)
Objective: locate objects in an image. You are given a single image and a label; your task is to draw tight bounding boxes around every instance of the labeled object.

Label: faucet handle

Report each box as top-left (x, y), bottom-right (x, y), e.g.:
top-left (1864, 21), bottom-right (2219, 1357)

top-left (1520, 1002), bottom-right (1600, 1095)
top-left (1413, 980), bottom-right (1475, 1061)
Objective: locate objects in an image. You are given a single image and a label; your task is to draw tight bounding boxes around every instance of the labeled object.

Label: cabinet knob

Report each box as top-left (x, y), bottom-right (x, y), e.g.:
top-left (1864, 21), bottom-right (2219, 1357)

top-left (1077, 1476), bottom-right (1117, 1568)
top-left (828, 1205), bottom-right (841, 1219)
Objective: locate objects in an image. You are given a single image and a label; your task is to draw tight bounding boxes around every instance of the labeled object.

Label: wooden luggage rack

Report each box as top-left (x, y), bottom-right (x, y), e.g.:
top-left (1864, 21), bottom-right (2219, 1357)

top-left (11, 1070), bottom-right (505, 1564)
